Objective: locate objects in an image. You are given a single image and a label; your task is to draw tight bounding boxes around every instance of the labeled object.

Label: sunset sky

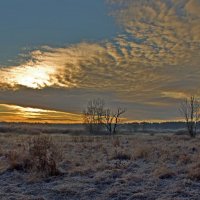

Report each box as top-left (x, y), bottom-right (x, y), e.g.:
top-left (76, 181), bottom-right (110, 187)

top-left (0, 0), bottom-right (200, 123)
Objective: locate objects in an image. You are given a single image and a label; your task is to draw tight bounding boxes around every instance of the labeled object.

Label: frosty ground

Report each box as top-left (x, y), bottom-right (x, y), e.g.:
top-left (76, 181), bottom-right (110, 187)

top-left (0, 132), bottom-right (199, 200)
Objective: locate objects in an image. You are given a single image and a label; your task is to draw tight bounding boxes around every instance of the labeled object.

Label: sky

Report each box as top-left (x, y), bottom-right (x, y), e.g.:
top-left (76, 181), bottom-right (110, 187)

top-left (0, 0), bottom-right (200, 123)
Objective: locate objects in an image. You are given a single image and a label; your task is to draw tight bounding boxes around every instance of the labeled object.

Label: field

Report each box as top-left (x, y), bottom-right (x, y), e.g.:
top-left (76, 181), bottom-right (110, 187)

top-left (0, 129), bottom-right (200, 200)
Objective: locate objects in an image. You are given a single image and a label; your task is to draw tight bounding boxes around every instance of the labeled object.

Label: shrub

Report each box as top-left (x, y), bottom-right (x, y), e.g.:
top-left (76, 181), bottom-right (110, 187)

top-left (28, 135), bottom-right (62, 176)
top-left (134, 146), bottom-right (151, 160)
top-left (112, 149), bottom-right (131, 160)
top-left (7, 135), bottom-right (62, 177)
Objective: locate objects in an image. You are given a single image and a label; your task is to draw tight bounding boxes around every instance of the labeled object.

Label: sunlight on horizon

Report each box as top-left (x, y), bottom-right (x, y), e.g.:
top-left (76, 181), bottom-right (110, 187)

top-left (0, 104), bottom-right (83, 123)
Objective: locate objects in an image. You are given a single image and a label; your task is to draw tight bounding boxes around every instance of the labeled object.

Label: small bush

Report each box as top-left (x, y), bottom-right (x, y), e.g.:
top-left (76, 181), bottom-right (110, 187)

top-left (28, 135), bottom-right (62, 176)
top-left (134, 146), bottom-right (151, 160)
top-left (112, 149), bottom-right (131, 160)
top-left (7, 135), bottom-right (62, 177)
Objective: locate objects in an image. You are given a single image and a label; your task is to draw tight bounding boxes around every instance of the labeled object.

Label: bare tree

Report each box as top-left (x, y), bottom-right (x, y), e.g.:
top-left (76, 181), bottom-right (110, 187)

top-left (179, 96), bottom-right (200, 137)
top-left (83, 98), bottom-right (126, 135)
top-left (104, 108), bottom-right (126, 135)
top-left (83, 98), bottom-right (105, 134)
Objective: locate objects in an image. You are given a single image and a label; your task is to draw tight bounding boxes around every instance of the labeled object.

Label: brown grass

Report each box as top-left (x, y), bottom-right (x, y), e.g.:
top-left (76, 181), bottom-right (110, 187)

top-left (111, 148), bottom-right (131, 160)
top-left (6, 135), bottom-right (63, 177)
top-left (154, 165), bottom-right (176, 179)
top-left (133, 146), bottom-right (152, 160)
top-left (188, 163), bottom-right (200, 181)
top-left (0, 132), bottom-right (199, 184)
top-left (0, 132), bottom-right (200, 199)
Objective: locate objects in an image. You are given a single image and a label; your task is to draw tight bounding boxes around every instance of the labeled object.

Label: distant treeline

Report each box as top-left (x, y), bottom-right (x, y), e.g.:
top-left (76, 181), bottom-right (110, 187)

top-left (0, 121), bottom-right (199, 135)
top-left (124, 121), bottom-right (200, 131)
top-left (0, 121), bottom-right (197, 130)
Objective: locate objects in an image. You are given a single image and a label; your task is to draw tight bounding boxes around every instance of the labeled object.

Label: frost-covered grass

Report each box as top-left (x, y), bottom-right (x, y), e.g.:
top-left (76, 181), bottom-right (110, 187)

top-left (0, 132), bottom-right (199, 199)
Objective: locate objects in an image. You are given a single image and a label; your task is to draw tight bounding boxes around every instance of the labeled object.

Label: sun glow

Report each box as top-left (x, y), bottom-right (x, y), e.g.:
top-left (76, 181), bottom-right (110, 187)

top-left (10, 64), bottom-right (55, 89)
top-left (0, 54), bottom-right (79, 90)
top-left (0, 62), bottom-right (56, 89)
top-left (0, 104), bottom-right (83, 123)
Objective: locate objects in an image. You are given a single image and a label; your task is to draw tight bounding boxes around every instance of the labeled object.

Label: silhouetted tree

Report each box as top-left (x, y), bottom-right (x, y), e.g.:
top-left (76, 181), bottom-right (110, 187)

top-left (104, 108), bottom-right (126, 135)
top-left (83, 98), bottom-right (105, 134)
top-left (179, 96), bottom-right (200, 137)
top-left (83, 98), bottom-right (126, 135)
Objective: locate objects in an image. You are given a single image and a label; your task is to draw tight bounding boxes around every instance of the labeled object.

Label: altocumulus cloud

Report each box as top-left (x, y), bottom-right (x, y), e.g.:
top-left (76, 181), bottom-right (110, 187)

top-left (0, 0), bottom-right (200, 121)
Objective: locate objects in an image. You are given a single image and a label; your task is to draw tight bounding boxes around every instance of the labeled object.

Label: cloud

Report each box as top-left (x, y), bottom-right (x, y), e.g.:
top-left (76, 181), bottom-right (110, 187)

top-left (161, 91), bottom-right (188, 99)
top-left (109, 0), bottom-right (200, 66)
top-left (0, 104), bottom-right (83, 123)
top-left (0, 0), bottom-right (200, 121)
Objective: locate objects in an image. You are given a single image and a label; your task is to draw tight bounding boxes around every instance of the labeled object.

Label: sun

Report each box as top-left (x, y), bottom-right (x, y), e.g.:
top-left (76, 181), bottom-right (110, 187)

top-left (13, 64), bottom-right (55, 89)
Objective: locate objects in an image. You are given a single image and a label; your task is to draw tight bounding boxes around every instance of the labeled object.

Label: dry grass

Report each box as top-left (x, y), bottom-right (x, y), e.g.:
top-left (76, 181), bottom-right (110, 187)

top-left (1, 133), bottom-right (199, 177)
top-left (0, 132), bottom-right (200, 199)
top-left (111, 148), bottom-right (131, 160)
top-left (187, 163), bottom-right (200, 181)
top-left (154, 165), bottom-right (176, 179)
top-left (6, 135), bottom-right (63, 177)
top-left (133, 145), bottom-right (152, 160)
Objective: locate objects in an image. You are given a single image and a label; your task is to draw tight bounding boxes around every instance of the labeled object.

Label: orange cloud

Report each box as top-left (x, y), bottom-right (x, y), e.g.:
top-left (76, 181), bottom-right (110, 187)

top-left (0, 104), bottom-right (83, 123)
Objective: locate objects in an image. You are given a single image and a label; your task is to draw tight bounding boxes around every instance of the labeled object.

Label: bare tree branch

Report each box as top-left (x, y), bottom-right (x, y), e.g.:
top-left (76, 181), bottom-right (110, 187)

top-left (179, 95), bottom-right (200, 137)
top-left (83, 98), bottom-right (126, 135)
